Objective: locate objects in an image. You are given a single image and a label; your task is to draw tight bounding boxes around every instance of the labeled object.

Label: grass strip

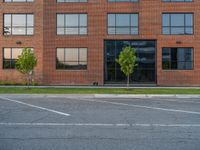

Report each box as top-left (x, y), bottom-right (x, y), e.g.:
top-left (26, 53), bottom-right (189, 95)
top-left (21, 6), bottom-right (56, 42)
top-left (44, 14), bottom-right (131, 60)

top-left (0, 87), bottom-right (200, 94)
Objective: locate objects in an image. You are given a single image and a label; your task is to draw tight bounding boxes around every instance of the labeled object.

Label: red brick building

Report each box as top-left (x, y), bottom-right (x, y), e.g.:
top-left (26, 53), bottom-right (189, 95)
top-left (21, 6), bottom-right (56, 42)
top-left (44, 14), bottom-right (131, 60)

top-left (0, 0), bottom-right (200, 86)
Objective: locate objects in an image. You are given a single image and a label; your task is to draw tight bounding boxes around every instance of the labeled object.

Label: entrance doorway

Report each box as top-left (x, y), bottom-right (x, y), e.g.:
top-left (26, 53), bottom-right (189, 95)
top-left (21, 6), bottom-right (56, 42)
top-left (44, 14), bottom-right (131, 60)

top-left (104, 40), bottom-right (156, 84)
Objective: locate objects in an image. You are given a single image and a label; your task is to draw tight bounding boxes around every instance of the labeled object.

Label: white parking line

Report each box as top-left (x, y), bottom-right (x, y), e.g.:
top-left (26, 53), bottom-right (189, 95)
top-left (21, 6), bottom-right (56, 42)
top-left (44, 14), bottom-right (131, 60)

top-left (140, 98), bottom-right (200, 104)
top-left (0, 96), bottom-right (70, 117)
top-left (78, 98), bottom-right (200, 115)
top-left (0, 123), bottom-right (200, 127)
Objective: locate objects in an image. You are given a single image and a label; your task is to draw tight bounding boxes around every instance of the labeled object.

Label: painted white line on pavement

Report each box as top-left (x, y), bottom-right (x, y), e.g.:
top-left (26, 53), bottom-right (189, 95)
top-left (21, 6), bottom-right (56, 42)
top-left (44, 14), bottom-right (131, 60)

top-left (78, 98), bottom-right (200, 115)
top-left (96, 95), bottom-right (200, 104)
top-left (94, 94), bottom-right (200, 99)
top-left (159, 99), bottom-right (200, 104)
top-left (0, 123), bottom-right (200, 127)
top-left (136, 98), bottom-right (200, 104)
top-left (0, 96), bottom-right (70, 117)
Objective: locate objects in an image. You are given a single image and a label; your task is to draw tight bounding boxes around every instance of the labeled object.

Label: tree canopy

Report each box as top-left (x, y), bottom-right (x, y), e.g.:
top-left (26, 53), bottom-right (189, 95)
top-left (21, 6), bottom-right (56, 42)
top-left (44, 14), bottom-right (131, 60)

top-left (116, 46), bottom-right (137, 86)
top-left (16, 48), bottom-right (37, 86)
top-left (16, 48), bottom-right (37, 74)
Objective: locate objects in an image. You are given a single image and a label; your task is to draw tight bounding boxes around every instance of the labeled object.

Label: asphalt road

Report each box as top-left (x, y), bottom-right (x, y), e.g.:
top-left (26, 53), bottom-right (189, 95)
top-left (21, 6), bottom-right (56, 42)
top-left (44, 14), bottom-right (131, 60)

top-left (0, 94), bottom-right (200, 150)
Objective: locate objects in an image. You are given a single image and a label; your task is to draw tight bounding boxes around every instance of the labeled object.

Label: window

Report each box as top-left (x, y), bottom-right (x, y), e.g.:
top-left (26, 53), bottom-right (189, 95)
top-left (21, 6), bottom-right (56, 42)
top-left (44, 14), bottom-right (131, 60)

top-left (3, 48), bottom-right (33, 69)
top-left (105, 40), bottom-right (156, 83)
top-left (56, 48), bottom-right (87, 70)
top-left (4, 14), bottom-right (34, 35)
top-left (163, 0), bottom-right (192, 2)
top-left (162, 48), bottom-right (193, 70)
top-left (108, 0), bottom-right (138, 2)
top-left (108, 13), bottom-right (138, 35)
top-left (4, 0), bottom-right (33, 2)
top-left (57, 0), bottom-right (87, 2)
top-left (57, 14), bottom-right (87, 35)
top-left (162, 13), bottom-right (193, 35)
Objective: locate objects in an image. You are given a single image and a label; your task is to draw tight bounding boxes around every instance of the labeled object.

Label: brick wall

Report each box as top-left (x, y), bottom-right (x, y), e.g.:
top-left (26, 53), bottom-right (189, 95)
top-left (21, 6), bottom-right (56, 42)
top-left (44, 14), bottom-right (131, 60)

top-left (0, 0), bottom-right (200, 86)
top-left (0, 0), bottom-right (44, 83)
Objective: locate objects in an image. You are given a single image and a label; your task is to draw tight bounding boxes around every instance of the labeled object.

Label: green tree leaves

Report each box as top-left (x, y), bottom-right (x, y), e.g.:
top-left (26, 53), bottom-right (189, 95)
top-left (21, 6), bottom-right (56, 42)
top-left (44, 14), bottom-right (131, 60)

top-left (16, 48), bottom-right (37, 86)
top-left (116, 46), bottom-right (137, 87)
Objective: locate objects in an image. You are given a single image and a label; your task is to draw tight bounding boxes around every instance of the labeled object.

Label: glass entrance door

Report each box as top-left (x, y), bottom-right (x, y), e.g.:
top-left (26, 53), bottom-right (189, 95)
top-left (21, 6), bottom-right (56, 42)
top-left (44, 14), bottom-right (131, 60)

top-left (104, 40), bottom-right (156, 84)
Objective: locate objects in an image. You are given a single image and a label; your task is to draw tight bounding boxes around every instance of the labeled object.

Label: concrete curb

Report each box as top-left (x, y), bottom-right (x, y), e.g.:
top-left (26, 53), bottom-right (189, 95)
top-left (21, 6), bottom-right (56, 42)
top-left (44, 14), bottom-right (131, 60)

top-left (0, 86), bottom-right (200, 89)
top-left (94, 94), bottom-right (200, 99)
top-left (1, 94), bottom-right (200, 99)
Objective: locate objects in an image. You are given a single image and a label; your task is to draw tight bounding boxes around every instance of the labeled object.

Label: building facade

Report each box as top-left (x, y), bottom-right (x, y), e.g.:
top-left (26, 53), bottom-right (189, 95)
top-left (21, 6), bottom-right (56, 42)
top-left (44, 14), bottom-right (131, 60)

top-left (0, 0), bottom-right (200, 86)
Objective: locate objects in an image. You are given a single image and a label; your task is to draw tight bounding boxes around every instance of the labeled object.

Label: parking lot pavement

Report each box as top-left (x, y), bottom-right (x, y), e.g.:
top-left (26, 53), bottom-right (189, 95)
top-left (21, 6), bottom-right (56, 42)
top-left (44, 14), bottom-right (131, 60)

top-left (0, 95), bottom-right (200, 150)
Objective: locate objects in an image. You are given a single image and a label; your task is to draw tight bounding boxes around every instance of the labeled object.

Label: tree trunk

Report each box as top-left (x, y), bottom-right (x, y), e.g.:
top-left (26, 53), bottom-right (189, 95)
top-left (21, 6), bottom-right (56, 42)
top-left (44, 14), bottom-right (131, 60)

top-left (127, 74), bottom-right (130, 88)
top-left (26, 74), bottom-right (30, 89)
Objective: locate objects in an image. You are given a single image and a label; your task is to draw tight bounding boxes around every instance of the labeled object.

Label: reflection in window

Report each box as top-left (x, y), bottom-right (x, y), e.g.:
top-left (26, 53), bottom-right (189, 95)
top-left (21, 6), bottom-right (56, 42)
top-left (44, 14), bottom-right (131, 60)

top-left (4, 0), bottom-right (33, 2)
top-left (56, 48), bottom-right (87, 70)
top-left (57, 14), bottom-right (87, 35)
top-left (162, 13), bottom-right (193, 35)
top-left (4, 14), bottom-right (34, 35)
top-left (108, 0), bottom-right (138, 2)
top-left (57, 0), bottom-right (87, 2)
top-left (105, 40), bottom-right (156, 83)
top-left (3, 48), bottom-right (33, 69)
top-left (163, 0), bottom-right (192, 2)
top-left (108, 13), bottom-right (138, 35)
top-left (162, 48), bottom-right (193, 70)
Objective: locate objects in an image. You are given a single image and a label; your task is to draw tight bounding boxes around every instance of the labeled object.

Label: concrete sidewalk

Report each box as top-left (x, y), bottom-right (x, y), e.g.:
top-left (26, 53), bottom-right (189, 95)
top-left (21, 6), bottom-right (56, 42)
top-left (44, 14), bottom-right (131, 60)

top-left (0, 94), bottom-right (200, 99)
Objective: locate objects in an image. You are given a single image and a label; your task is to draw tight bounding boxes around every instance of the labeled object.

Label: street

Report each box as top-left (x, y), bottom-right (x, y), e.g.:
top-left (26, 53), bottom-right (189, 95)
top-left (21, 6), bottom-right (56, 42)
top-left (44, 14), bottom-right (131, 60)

top-left (0, 94), bottom-right (200, 150)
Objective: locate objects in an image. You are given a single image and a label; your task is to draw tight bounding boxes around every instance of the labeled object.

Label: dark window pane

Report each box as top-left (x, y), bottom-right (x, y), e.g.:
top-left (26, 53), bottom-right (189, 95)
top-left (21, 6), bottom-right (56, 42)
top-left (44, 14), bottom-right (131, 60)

top-left (162, 48), bottom-right (193, 70)
top-left (3, 60), bottom-right (11, 69)
top-left (162, 61), bottom-right (170, 69)
top-left (105, 40), bottom-right (156, 83)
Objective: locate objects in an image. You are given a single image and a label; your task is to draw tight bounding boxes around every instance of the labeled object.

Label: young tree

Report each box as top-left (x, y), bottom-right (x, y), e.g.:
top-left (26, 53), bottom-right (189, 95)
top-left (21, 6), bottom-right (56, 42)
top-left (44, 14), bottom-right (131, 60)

top-left (16, 48), bottom-right (37, 87)
top-left (116, 46), bottom-right (137, 87)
